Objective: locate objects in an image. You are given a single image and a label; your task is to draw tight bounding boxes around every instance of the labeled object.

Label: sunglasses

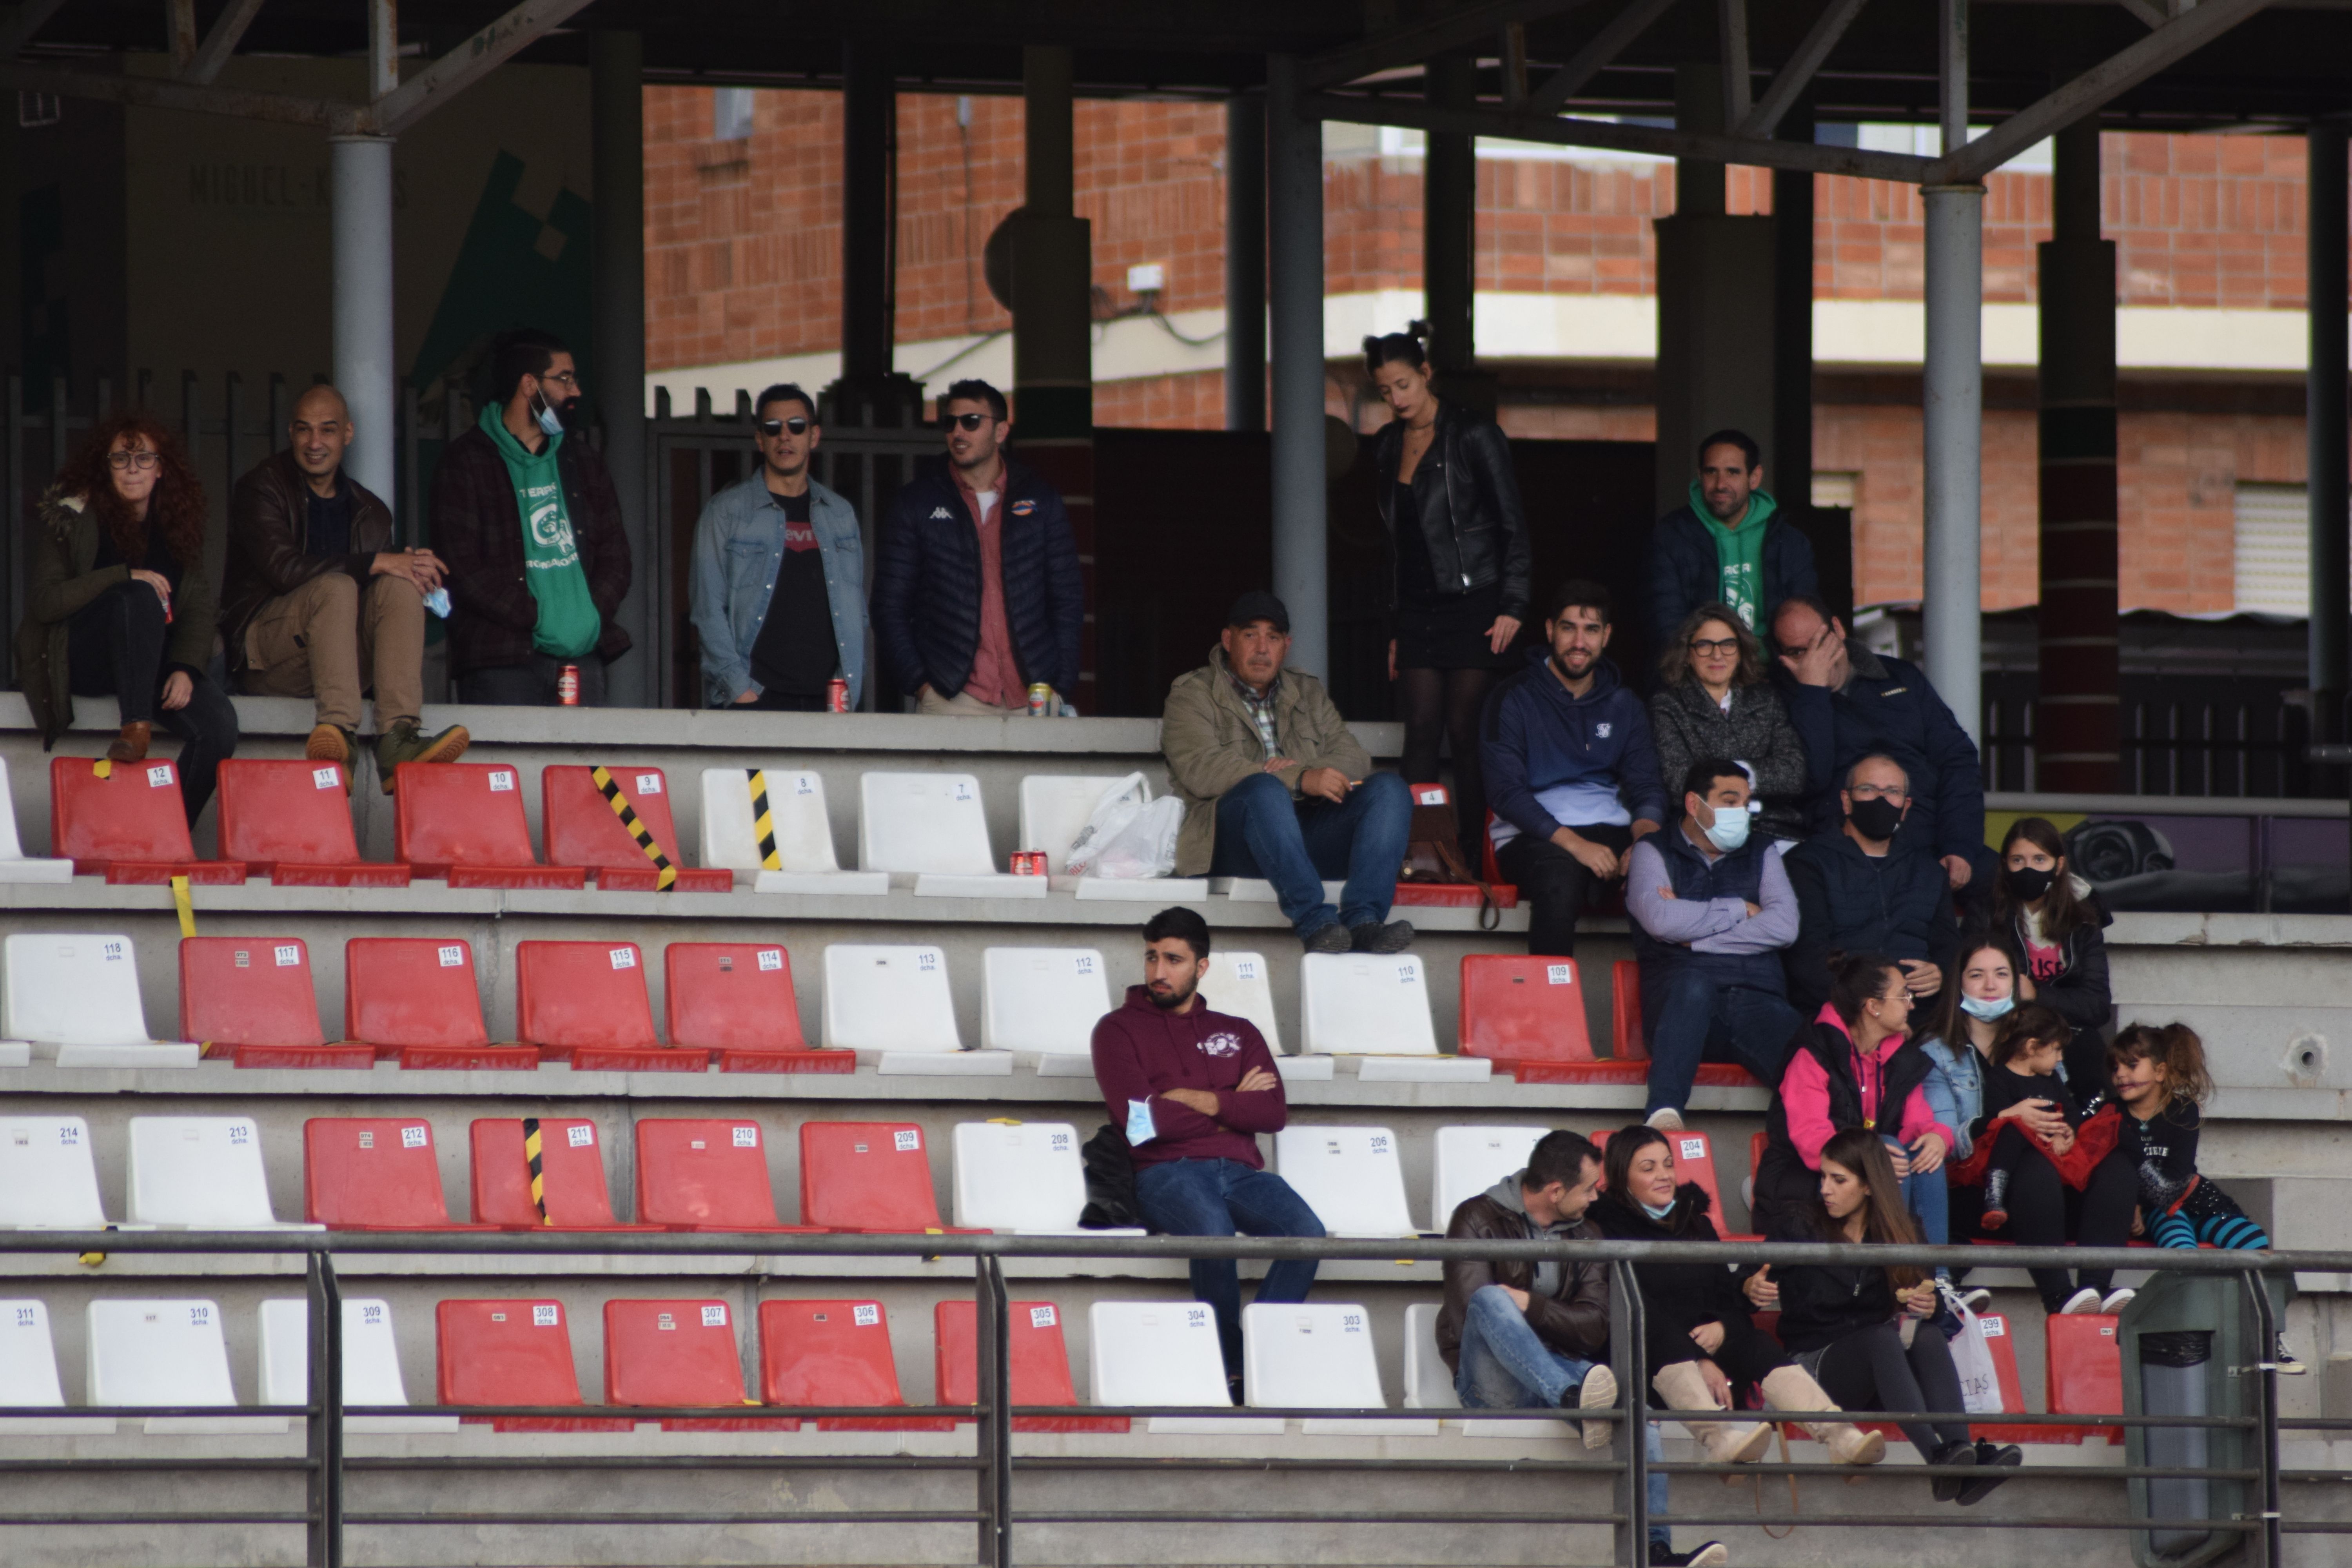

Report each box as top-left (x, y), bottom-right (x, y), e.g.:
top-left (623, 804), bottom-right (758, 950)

top-left (759, 416), bottom-right (811, 436)
top-left (941, 411), bottom-right (991, 432)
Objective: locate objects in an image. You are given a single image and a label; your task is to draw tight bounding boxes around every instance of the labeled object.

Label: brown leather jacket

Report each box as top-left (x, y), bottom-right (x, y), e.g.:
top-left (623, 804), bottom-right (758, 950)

top-left (1435, 1184), bottom-right (1611, 1373)
top-left (221, 450), bottom-right (394, 676)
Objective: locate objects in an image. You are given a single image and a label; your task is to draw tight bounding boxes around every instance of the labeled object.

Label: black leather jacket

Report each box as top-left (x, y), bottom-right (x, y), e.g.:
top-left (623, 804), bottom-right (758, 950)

top-left (1372, 399), bottom-right (1531, 620)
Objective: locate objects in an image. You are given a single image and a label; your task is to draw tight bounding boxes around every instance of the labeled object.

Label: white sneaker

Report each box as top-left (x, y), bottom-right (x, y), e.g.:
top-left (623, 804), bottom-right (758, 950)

top-left (1575, 1365), bottom-right (1619, 1451)
top-left (1645, 1107), bottom-right (1685, 1132)
top-left (1960, 1288), bottom-right (1994, 1313)
top-left (2059, 1287), bottom-right (2105, 1315)
top-left (2100, 1288), bottom-right (2138, 1315)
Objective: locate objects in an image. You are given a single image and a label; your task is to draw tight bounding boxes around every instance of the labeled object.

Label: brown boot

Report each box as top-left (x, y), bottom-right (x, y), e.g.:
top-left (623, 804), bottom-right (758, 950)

top-left (373, 720), bottom-right (470, 795)
top-left (107, 722), bottom-right (151, 764)
top-left (305, 723), bottom-right (355, 769)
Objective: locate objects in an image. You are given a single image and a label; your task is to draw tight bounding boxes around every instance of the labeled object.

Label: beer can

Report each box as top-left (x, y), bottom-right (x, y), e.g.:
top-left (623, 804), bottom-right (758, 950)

top-left (1011, 849), bottom-right (1047, 877)
top-left (557, 664), bottom-right (581, 706)
top-left (826, 677), bottom-right (849, 713)
top-left (1027, 682), bottom-right (1051, 718)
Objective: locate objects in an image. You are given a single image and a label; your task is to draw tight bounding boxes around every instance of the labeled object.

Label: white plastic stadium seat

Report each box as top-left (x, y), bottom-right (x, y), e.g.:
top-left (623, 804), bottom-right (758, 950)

top-left (1298, 953), bottom-right (1439, 1056)
top-left (1243, 1302), bottom-right (1436, 1435)
top-left (1430, 1126), bottom-right (1550, 1232)
top-left (87, 1299), bottom-right (285, 1433)
top-left (0, 932), bottom-right (193, 1068)
top-left (1401, 1303), bottom-right (1459, 1410)
top-left (124, 1117), bottom-right (323, 1231)
top-left (820, 944), bottom-right (967, 1060)
top-left (980, 948), bottom-right (1111, 1056)
top-left (0, 1116), bottom-right (116, 1229)
top-left (0, 1301), bottom-right (111, 1433)
top-left (859, 771), bottom-right (1044, 898)
top-left (951, 1121), bottom-right (1140, 1234)
top-left (0, 761), bottom-right (71, 884)
top-left (699, 766), bottom-right (886, 895)
top-left (258, 1298), bottom-right (456, 1433)
top-left (1087, 1300), bottom-right (1278, 1434)
top-left (1274, 1125), bottom-right (1418, 1237)
top-left (1198, 951), bottom-right (1283, 1056)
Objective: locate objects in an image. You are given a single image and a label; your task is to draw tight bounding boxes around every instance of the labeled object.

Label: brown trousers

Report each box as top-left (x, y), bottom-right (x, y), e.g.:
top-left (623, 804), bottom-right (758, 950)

top-left (242, 570), bottom-right (426, 731)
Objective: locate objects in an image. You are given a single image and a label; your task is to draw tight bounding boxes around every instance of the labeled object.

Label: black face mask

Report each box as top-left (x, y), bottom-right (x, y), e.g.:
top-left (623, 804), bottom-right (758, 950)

top-left (2004, 864), bottom-right (2057, 903)
top-left (1847, 795), bottom-right (1904, 841)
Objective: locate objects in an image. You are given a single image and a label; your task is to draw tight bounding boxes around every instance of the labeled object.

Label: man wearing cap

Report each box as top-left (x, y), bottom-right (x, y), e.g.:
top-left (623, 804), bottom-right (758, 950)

top-left (1162, 592), bottom-right (1413, 953)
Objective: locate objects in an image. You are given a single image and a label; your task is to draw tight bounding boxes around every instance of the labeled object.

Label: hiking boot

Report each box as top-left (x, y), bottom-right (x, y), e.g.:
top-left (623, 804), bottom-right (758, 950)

top-left (307, 723), bottom-right (358, 788)
top-left (1347, 919), bottom-right (1415, 954)
top-left (1301, 921), bottom-right (1353, 955)
top-left (373, 720), bottom-right (470, 795)
top-left (107, 721), bottom-right (151, 765)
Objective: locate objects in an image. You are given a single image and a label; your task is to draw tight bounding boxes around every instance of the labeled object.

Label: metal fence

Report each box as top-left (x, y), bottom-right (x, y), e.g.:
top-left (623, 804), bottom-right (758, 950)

top-left (0, 1230), bottom-right (2336, 1568)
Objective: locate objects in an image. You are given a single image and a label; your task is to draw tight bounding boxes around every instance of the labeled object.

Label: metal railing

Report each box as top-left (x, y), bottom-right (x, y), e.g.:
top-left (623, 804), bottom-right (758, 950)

top-left (0, 1231), bottom-right (2338, 1568)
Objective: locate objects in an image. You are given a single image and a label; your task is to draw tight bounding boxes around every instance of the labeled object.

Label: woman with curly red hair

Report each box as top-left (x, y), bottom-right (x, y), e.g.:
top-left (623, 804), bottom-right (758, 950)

top-left (14, 412), bottom-right (238, 822)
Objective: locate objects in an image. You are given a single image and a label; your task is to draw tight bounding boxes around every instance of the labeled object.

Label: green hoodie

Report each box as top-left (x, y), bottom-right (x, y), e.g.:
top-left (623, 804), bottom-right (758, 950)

top-left (1687, 478), bottom-right (1778, 631)
top-left (479, 403), bottom-right (601, 659)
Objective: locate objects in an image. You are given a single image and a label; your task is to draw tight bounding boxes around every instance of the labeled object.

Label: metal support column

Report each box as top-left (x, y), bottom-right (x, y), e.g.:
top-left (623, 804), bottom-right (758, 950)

top-left (2036, 116), bottom-right (2120, 791)
top-left (329, 134), bottom-right (396, 503)
top-left (304, 1250), bottom-right (344, 1568)
top-left (590, 29), bottom-right (650, 707)
top-left (2309, 120), bottom-right (2349, 754)
top-left (1225, 92), bottom-right (1267, 432)
top-left (1423, 54), bottom-right (1487, 414)
top-left (1921, 0), bottom-right (1984, 744)
top-left (1608, 1259), bottom-right (1649, 1568)
top-left (974, 1257), bottom-right (1012, 1568)
top-left (1266, 54), bottom-right (1328, 674)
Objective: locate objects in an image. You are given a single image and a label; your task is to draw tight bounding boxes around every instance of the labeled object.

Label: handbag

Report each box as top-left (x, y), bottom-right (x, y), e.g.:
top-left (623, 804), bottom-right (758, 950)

top-left (1936, 1280), bottom-right (2007, 1415)
top-left (1397, 782), bottom-right (1502, 930)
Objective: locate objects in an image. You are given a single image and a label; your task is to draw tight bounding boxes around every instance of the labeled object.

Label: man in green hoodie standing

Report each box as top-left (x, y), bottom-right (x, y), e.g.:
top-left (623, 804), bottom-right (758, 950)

top-left (1644, 428), bottom-right (1817, 650)
top-left (432, 328), bottom-right (633, 704)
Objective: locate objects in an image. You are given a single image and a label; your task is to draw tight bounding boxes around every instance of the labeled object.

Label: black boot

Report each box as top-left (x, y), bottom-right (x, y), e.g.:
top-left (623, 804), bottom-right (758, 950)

top-left (1929, 1438), bottom-right (1978, 1502)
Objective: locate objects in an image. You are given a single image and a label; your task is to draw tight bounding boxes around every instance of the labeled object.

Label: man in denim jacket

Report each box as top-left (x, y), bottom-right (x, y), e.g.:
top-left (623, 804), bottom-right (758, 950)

top-left (688, 383), bottom-right (866, 710)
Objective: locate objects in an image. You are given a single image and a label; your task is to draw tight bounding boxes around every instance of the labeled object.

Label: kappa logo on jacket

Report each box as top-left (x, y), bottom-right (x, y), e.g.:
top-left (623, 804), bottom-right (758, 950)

top-left (929, 506), bottom-right (953, 520)
top-left (1198, 1031), bottom-right (1243, 1058)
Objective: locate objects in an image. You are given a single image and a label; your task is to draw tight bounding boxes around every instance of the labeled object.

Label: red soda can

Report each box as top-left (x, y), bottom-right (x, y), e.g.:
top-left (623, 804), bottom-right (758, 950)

top-left (557, 663), bottom-right (581, 706)
top-left (1012, 849), bottom-right (1046, 876)
top-left (826, 677), bottom-right (849, 713)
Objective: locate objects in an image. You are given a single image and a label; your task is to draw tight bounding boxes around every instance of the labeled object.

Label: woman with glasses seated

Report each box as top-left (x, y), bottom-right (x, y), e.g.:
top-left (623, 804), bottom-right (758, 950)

top-left (1648, 603), bottom-right (1815, 847)
top-left (16, 414), bottom-right (238, 822)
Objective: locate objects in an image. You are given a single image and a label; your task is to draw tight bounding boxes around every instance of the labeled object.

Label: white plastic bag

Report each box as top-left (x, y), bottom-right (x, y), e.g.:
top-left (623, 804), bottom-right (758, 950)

top-left (1063, 773), bottom-right (1151, 877)
top-left (1090, 796), bottom-right (1184, 879)
top-left (1938, 1281), bottom-right (2005, 1414)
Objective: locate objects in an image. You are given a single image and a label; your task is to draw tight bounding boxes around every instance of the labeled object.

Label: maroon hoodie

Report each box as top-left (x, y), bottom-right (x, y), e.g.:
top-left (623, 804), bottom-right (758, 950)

top-left (1090, 984), bottom-right (1288, 1169)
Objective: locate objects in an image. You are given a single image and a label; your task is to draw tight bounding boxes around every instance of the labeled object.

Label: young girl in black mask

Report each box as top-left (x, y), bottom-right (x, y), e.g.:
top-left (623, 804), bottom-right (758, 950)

top-left (1985, 817), bottom-right (2112, 1093)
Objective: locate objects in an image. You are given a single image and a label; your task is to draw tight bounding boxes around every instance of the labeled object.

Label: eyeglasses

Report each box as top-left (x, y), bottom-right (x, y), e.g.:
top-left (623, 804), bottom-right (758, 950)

top-left (1688, 637), bottom-right (1740, 657)
top-left (759, 416), bottom-right (811, 437)
top-left (1848, 783), bottom-right (1907, 800)
top-left (539, 371), bottom-right (580, 389)
top-left (940, 411), bottom-right (990, 432)
top-left (107, 450), bottom-right (160, 470)
top-left (1875, 991), bottom-right (1912, 1005)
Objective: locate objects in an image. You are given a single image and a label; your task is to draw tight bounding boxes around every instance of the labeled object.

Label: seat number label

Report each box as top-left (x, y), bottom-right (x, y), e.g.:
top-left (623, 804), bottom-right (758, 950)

top-left (1073, 955), bottom-right (1095, 974)
top-left (1030, 1306), bottom-right (1056, 1329)
top-left (533, 1305), bottom-right (559, 1327)
top-left (1547, 964), bottom-right (1573, 985)
top-left (568, 1125), bottom-right (594, 1147)
top-left (147, 765), bottom-right (173, 788)
top-left (437, 946), bottom-right (464, 967)
top-left (488, 771), bottom-right (515, 792)
top-left (1397, 964), bottom-right (1417, 982)
top-left (1982, 1318), bottom-right (2006, 1338)
top-left (313, 767), bottom-right (339, 789)
top-left (793, 775), bottom-right (815, 795)
top-left (757, 949), bottom-right (783, 971)
top-left (702, 1305), bottom-right (726, 1327)
top-left (610, 948), bottom-right (635, 969)
top-left (403, 1126), bottom-right (427, 1148)
top-left (853, 1304), bottom-right (880, 1327)
top-left (732, 1126), bottom-right (757, 1147)
top-left (1679, 1138), bottom-right (1706, 1162)
top-left (636, 774), bottom-right (662, 794)
top-left (893, 1129), bottom-right (920, 1152)
top-left (1233, 958), bottom-right (1259, 981)
top-left (276, 945), bottom-right (300, 967)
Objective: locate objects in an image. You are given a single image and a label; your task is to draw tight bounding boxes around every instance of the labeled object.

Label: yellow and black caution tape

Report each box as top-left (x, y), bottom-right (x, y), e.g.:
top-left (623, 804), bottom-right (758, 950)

top-left (745, 769), bottom-right (781, 871)
top-left (590, 766), bottom-right (678, 891)
top-left (92, 758), bottom-right (112, 780)
top-left (522, 1116), bottom-right (550, 1224)
top-left (170, 875), bottom-right (195, 939)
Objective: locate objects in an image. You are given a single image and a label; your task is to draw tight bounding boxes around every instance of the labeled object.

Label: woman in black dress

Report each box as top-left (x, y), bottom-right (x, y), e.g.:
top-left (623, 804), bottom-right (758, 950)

top-left (1367, 324), bottom-right (1530, 866)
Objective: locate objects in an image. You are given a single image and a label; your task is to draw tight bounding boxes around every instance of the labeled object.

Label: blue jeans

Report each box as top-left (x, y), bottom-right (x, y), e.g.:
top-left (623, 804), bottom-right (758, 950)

top-left (1892, 1141), bottom-right (1951, 1248)
top-left (1452, 1288), bottom-right (1670, 1547)
top-left (1134, 1158), bottom-right (1325, 1375)
top-left (1642, 971), bottom-right (1801, 1116)
top-left (1209, 770), bottom-right (1411, 935)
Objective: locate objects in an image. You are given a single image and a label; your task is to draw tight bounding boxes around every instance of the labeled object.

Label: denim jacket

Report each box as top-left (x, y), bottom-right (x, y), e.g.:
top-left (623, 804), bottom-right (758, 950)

top-left (688, 474), bottom-right (866, 709)
top-left (1920, 1036), bottom-right (1987, 1160)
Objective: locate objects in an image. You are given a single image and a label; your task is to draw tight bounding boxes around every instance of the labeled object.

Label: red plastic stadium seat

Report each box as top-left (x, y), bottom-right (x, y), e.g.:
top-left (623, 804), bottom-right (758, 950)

top-left (1460, 955), bottom-right (1642, 1083)
top-left (49, 755), bottom-right (243, 883)
top-left (514, 940), bottom-right (708, 1073)
top-left (178, 935), bottom-right (369, 1069)
top-left (604, 1298), bottom-right (789, 1430)
top-left (469, 1118), bottom-right (661, 1232)
top-left (1965, 1313), bottom-right (2050, 1445)
top-left (1601, 960), bottom-right (1757, 1089)
top-left (394, 762), bottom-right (583, 888)
top-left (435, 1298), bottom-right (629, 1431)
top-left (634, 1119), bottom-right (823, 1234)
top-left (2045, 1313), bottom-right (2125, 1445)
top-left (541, 765), bottom-right (731, 893)
top-left (798, 1122), bottom-right (983, 1234)
top-left (933, 1299), bottom-right (1127, 1433)
top-left (303, 1118), bottom-right (492, 1230)
top-left (215, 760), bottom-right (408, 887)
top-left (662, 942), bottom-right (849, 1074)
top-left (343, 937), bottom-right (537, 1070)
top-left (758, 1299), bottom-right (952, 1430)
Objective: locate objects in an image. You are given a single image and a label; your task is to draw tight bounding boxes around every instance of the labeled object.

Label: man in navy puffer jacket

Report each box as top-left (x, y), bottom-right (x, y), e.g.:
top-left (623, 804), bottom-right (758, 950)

top-left (873, 379), bottom-right (1083, 713)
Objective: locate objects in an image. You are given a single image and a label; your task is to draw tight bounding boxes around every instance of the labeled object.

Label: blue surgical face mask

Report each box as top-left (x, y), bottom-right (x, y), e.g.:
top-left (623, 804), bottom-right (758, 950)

top-left (1639, 1196), bottom-right (1675, 1221)
top-left (532, 393), bottom-right (564, 438)
top-left (1960, 993), bottom-right (2016, 1022)
top-left (1701, 802), bottom-right (1752, 853)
